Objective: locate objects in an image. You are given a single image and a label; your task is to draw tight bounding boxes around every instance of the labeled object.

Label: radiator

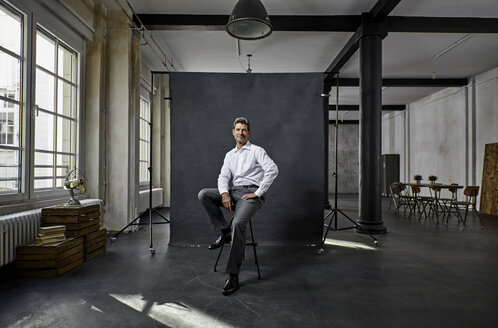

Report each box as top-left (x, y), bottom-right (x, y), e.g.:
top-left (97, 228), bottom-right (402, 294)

top-left (0, 199), bottom-right (101, 267)
top-left (138, 188), bottom-right (164, 213)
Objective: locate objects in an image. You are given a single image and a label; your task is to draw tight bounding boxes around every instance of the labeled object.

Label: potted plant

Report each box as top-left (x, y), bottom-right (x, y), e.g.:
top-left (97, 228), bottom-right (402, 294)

top-left (428, 175), bottom-right (438, 185)
top-left (413, 174), bottom-right (422, 184)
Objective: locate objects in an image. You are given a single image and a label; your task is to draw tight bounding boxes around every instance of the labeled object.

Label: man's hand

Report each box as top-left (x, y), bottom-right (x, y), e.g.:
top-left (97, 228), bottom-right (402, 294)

top-left (241, 193), bottom-right (259, 200)
top-left (221, 192), bottom-right (234, 211)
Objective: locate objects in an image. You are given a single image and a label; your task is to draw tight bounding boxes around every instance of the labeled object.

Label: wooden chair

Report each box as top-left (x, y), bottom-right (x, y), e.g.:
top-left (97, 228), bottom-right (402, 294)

top-left (411, 185), bottom-right (433, 220)
top-left (393, 183), bottom-right (416, 216)
top-left (445, 186), bottom-right (483, 226)
top-left (389, 182), bottom-right (402, 211)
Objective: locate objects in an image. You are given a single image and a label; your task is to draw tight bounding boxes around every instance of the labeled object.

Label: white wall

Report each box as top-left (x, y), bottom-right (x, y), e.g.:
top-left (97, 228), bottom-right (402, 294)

top-left (382, 66), bottom-right (498, 201)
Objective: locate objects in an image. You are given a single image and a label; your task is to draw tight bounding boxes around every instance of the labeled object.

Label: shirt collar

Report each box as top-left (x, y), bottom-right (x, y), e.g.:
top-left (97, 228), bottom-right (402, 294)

top-left (234, 141), bottom-right (252, 153)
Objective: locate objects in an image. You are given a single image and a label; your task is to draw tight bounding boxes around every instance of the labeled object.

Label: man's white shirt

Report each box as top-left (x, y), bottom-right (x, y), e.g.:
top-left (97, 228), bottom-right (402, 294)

top-left (218, 142), bottom-right (278, 197)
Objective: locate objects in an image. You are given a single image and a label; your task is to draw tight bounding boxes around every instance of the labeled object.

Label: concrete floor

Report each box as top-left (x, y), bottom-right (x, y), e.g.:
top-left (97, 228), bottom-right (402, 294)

top-left (1, 195), bottom-right (498, 328)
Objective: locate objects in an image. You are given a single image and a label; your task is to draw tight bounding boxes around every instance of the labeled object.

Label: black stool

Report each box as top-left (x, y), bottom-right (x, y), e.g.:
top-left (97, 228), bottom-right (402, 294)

top-left (214, 219), bottom-right (261, 280)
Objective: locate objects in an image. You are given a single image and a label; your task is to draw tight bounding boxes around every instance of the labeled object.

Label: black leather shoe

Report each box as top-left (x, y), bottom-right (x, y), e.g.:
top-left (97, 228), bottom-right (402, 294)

top-left (208, 233), bottom-right (231, 250)
top-left (222, 274), bottom-right (239, 295)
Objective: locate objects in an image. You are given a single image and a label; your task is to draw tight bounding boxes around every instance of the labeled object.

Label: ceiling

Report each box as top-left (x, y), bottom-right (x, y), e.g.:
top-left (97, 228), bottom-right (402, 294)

top-left (96, 0), bottom-right (498, 116)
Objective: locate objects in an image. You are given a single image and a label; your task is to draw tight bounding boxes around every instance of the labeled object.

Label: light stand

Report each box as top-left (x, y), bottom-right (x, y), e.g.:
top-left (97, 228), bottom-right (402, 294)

top-left (317, 73), bottom-right (378, 254)
top-left (111, 71), bottom-right (170, 255)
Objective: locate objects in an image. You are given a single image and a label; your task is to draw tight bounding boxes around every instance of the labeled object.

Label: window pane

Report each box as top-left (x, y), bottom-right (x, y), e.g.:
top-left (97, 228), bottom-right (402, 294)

top-left (35, 69), bottom-right (55, 111)
top-left (34, 151), bottom-right (53, 190)
top-left (58, 45), bottom-right (76, 83)
top-left (34, 177), bottom-right (52, 190)
top-left (56, 154), bottom-right (73, 177)
top-left (57, 116), bottom-right (76, 153)
top-left (57, 80), bottom-right (75, 117)
top-left (0, 5), bottom-right (22, 56)
top-left (34, 111), bottom-right (54, 151)
top-left (139, 162), bottom-right (148, 182)
top-left (36, 31), bottom-right (55, 72)
top-left (0, 148), bottom-right (19, 193)
top-left (0, 52), bottom-right (22, 101)
top-left (0, 102), bottom-right (20, 147)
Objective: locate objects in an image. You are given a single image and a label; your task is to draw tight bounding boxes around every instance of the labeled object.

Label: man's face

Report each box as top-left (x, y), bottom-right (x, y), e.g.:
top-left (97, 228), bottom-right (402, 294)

top-left (232, 123), bottom-right (250, 145)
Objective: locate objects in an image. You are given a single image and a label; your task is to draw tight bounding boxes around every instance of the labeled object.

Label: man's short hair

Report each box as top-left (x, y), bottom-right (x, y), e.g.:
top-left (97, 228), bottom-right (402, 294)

top-left (233, 117), bottom-right (250, 131)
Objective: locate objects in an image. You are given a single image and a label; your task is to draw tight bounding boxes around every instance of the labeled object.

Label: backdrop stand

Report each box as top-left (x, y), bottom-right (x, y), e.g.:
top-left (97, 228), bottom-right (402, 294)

top-left (318, 73), bottom-right (378, 254)
top-left (111, 71), bottom-right (170, 255)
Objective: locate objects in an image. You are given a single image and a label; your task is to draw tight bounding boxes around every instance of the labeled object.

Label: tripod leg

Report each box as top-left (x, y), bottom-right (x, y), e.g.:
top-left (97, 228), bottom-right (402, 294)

top-left (337, 209), bottom-right (378, 245)
top-left (318, 210), bottom-right (337, 254)
top-left (111, 211), bottom-right (146, 242)
top-left (151, 208), bottom-right (170, 223)
top-left (149, 208), bottom-right (155, 255)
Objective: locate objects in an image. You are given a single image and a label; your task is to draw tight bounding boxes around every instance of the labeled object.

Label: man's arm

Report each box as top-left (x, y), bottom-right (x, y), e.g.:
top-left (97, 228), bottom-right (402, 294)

top-left (243, 148), bottom-right (278, 199)
top-left (218, 153), bottom-right (234, 211)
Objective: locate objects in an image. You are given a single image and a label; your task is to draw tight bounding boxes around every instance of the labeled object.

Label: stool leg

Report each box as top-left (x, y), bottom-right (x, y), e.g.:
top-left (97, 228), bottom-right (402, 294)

top-left (214, 243), bottom-right (225, 272)
top-left (249, 221), bottom-right (261, 280)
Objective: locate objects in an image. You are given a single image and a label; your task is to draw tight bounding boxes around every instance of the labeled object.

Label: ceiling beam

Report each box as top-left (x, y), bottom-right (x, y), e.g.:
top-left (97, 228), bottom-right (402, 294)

top-left (328, 78), bottom-right (468, 87)
top-left (329, 105), bottom-right (406, 111)
top-left (388, 16), bottom-right (498, 33)
top-left (370, 0), bottom-right (403, 22)
top-left (136, 14), bottom-right (498, 34)
top-left (324, 0), bottom-right (401, 82)
top-left (135, 14), bottom-right (361, 32)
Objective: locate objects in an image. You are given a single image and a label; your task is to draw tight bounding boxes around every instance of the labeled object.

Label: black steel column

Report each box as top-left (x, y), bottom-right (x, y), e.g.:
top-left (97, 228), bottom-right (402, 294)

top-left (358, 20), bottom-right (387, 234)
top-left (323, 82), bottom-right (332, 209)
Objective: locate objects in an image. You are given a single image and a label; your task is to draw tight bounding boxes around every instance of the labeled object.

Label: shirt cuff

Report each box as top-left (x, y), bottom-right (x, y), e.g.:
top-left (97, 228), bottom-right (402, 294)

top-left (219, 187), bottom-right (229, 195)
top-left (254, 189), bottom-right (263, 197)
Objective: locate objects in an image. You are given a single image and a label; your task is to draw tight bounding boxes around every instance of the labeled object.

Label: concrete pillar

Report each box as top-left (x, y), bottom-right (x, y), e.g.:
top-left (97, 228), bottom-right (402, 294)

top-left (105, 10), bottom-right (141, 230)
top-left (358, 23), bottom-right (387, 234)
top-left (84, 4), bottom-right (107, 209)
top-left (323, 82), bottom-right (332, 209)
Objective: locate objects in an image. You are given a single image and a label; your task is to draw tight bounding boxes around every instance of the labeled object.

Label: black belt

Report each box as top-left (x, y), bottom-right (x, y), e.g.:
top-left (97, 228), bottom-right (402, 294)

top-left (236, 185), bottom-right (259, 189)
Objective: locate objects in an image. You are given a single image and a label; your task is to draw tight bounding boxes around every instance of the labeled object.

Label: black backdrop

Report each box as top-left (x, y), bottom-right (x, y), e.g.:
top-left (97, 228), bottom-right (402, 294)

top-left (169, 72), bottom-right (324, 246)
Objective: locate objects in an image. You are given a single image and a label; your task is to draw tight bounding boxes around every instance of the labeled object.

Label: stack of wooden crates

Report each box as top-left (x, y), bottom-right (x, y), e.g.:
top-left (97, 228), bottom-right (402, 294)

top-left (16, 203), bottom-right (107, 277)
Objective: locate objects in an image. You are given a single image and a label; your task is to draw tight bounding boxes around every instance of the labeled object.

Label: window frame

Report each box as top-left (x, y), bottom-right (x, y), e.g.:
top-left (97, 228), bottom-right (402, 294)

top-left (0, 0), bottom-right (86, 206)
top-left (139, 93), bottom-right (151, 187)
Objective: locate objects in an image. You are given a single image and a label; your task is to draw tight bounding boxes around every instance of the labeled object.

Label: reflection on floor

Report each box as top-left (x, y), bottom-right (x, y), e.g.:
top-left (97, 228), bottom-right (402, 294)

top-left (1, 195), bottom-right (497, 328)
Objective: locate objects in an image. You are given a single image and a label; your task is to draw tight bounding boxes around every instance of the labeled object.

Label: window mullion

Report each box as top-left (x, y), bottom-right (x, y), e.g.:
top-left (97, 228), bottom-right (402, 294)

top-left (52, 38), bottom-right (59, 189)
top-left (26, 11), bottom-right (35, 199)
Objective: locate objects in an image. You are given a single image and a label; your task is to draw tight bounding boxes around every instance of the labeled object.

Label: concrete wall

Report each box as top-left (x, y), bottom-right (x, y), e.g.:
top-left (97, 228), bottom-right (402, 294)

top-left (329, 124), bottom-right (359, 193)
top-left (382, 66), bottom-right (498, 201)
top-left (474, 68), bottom-right (498, 189)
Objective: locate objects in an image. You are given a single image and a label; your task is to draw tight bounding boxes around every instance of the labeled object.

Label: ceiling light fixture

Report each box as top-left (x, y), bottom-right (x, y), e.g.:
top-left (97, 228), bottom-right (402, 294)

top-left (226, 0), bottom-right (273, 40)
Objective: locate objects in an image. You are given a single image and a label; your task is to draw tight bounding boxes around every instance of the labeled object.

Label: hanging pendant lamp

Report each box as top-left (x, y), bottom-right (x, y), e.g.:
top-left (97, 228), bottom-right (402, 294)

top-left (226, 0), bottom-right (273, 40)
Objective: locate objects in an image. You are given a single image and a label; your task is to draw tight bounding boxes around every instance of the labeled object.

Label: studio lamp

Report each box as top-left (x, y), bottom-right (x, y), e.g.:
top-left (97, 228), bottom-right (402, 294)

top-left (226, 0), bottom-right (272, 40)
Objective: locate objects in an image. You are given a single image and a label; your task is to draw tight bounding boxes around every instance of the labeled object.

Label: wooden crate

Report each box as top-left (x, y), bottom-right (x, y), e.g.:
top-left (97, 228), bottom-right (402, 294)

top-left (41, 204), bottom-right (100, 216)
top-left (65, 219), bottom-right (100, 238)
top-left (41, 205), bottom-right (100, 225)
top-left (41, 203), bottom-right (101, 238)
top-left (84, 228), bottom-right (107, 262)
top-left (16, 238), bottom-right (84, 277)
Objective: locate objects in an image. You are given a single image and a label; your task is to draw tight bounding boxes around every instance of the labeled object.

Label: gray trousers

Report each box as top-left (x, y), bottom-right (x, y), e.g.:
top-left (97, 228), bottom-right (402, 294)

top-left (198, 186), bottom-right (264, 275)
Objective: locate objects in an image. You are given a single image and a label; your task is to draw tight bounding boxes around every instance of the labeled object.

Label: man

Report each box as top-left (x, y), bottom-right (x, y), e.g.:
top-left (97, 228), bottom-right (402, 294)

top-left (198, 117), bottom-right (278, 295)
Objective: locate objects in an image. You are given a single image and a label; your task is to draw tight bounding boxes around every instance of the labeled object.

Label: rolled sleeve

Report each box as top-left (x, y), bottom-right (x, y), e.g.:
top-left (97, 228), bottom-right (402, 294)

top-left (217, 153), bottom-right (231, 195)
top-left (254, 149), bottom-right (278, 197)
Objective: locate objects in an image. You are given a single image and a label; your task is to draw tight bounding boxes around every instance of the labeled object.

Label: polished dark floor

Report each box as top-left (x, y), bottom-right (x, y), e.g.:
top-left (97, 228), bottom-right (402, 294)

top-left (1, 195), bottom-right (498, 328)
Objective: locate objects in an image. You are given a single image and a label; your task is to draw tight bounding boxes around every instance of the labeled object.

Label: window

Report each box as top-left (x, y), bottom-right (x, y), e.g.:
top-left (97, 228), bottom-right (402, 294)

top-left (0, 0), bottom-right (82, 202)
top-left (139, 96), bottom-right (151, 184)
top-left (0, 3), bottom-right (23, 194)
top-left (34, 28), bottom-right (78, 190)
